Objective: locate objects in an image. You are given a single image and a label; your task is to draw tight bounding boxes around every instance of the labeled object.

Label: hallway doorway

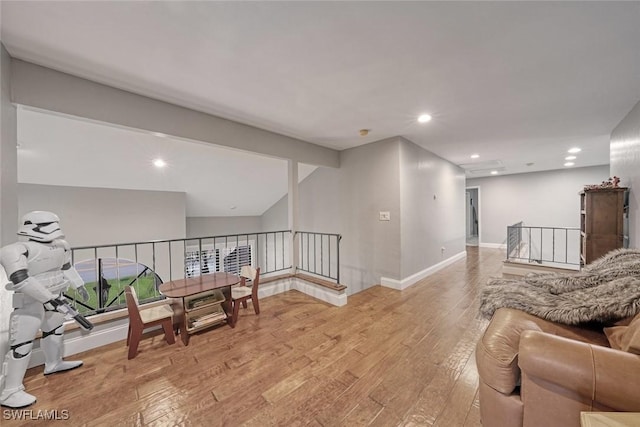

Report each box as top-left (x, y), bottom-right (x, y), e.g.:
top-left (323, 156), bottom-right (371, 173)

top-left (466, 187), bottom-right (479, 246)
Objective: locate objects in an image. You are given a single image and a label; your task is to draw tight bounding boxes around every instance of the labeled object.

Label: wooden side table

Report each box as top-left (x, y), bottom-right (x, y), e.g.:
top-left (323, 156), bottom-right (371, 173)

top-left (159, 272), bottom-right (239, 345)
top-left (581, 412), bottom-right (640, 427)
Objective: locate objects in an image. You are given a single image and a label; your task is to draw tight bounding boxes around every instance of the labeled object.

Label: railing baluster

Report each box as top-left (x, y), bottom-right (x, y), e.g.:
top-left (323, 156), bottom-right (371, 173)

top-left (168, 241), bottom-right (172, 281)
top-left (94, 247), bottom-right (98, 298)
top-left (198, 238), bottom-right (203, 277)
top-left (134, 244), bottom-right (139, 287)
top-left (321, 235), bottom-right (324, 276)
top-left (152, 242), bottom-right (156, 281)
top-left (307, 233), bottom-right (309, 271)
top-left (183, 240), bottom-right (187, 278)
top-left (256, 233), bottom-right (260, 270)
top-left (328, 235), bottom-right (331, 279)
top-left (564, 230), bottom-right (569, 264)
top-left (337, 236), bottom-right (341, 283)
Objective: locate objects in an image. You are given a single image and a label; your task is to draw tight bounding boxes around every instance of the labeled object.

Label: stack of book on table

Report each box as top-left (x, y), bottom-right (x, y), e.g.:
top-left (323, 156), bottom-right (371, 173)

top-left (189, 311), bottom-right (226, 329)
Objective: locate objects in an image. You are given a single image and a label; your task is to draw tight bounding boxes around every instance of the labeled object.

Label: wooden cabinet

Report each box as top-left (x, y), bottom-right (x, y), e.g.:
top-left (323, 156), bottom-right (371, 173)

top-left (183, 289), bottom-right (227, 334)
top-left (580, 188), bottom-right (627, 265)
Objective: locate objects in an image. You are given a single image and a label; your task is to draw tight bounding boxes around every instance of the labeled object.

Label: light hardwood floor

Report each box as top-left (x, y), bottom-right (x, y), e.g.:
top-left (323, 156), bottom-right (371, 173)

top-left (4, 247), bottom-right (504, 426)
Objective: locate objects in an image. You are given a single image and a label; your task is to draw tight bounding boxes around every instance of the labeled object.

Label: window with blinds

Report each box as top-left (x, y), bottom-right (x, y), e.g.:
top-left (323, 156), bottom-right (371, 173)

top-left (185, 244), bottom-right (252, 278)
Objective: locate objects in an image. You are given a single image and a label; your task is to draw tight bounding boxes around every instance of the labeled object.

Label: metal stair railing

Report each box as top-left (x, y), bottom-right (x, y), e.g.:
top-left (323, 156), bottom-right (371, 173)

top-left (506, 224), bottom-right (581, 267)
top-left (67, 229), bottom-right (343, 317)
top-left (68, 230), bottom-right (292, 316)
top-left (295, 231), bottom-right (342, 283)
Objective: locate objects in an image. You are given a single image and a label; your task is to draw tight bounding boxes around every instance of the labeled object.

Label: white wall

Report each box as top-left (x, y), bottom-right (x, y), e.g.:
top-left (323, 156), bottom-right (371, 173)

top-left (186, 216), bottom-right (262, 238)
top-left (610, 100), bottom-right (640, 248)
top-left (338, 138), bottom-right (402, 292)
top-left (297, 167), bottom-right (342, 235)
top-left (263, 139), bottom-right (400, 294)
top-left (0, 43), bottom-right (18, 371)
top-left (18, 183), bottom-right (188, 285)
top-left (467, 165), bottom-right (610, 245)
top-left (260, 192), bottom-right (289, 232)
top-left (19, 184), bottom-right (186, 246)
top-left (260, 138), bottom-right (401, 293)
top-left (0, 45), bottom-right (17, 246)
top-left (399, 139), bottom-right (466, 278)
top-left (261, 137), bottom-right (465, 294)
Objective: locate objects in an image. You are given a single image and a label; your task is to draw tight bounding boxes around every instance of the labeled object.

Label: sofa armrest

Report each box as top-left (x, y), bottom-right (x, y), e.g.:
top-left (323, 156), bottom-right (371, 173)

top-left (519, 330), bottom-right (640, 411)
top-left (476, 308), bottom-right (549, 394)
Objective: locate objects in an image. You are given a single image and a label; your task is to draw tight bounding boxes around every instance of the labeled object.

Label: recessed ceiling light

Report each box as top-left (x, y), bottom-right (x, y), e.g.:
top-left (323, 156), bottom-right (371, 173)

top-left (153, 158), bottom-right (167, 168)
top-left (567, 147), bottom-right (581, 154)
top-left (418, 114), bottom-right (432, 123)
top-left (564, 162), bottom-right (575, 167)
top-left (152, 132), bottom-right (167, 138)
top-left (565, 155), bottom-right (576, 160)
top-left (490, 170), bottom-right (499, 175)
top-left (470, 154), bottom-right (480, 159)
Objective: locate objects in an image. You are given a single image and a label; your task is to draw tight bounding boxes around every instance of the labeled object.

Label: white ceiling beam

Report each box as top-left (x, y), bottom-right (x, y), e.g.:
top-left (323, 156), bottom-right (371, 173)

top-left (11, 59), bottom-right (339, 168)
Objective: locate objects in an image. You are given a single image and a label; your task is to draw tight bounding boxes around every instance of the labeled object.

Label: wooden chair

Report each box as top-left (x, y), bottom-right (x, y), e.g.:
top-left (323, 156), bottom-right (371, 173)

top-left (124, 285), bottom-right (175, 359)
top-left (230, 266), bottom-right (261, 327)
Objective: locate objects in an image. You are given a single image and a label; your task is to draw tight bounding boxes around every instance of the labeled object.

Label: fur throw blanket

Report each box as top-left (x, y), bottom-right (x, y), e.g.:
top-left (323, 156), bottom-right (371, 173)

top-left (480, 248), bottom-right (640, 325)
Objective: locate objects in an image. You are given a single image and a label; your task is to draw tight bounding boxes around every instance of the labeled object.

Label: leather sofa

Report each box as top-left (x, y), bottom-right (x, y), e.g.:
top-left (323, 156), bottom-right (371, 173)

top-left (476, 308), bottom-right (640, 427)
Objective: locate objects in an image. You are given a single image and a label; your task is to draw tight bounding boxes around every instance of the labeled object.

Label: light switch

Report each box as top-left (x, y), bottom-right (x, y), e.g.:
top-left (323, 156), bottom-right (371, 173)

top-left (379, 211), bottom-right (391, 221)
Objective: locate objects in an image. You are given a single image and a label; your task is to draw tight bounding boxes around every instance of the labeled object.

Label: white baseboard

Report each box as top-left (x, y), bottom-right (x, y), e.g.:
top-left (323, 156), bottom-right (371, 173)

top-left (381, 251), bottom-right (467, 290)
top-left (259, 276), bottom-right (347, 307)
top-left (292, 279), bottom-right (347, 307)
top-left (479, 242), bottom-right (506, 249)
top-left (258, 278), bottom-right (293, 299)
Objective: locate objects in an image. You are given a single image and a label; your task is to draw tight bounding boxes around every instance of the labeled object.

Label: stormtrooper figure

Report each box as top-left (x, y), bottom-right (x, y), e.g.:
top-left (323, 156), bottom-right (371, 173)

top-left (0, 211), bottom-right (91, 408)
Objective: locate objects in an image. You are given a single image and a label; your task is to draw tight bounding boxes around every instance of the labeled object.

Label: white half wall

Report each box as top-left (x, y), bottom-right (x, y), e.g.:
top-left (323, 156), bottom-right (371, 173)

top-left (610, 100), bottom-right (640, 249)
top-left (467, 165), bottom-right (610, 245)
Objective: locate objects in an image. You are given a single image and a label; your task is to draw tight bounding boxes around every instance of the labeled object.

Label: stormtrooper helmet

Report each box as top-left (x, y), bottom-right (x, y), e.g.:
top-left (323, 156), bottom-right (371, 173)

top-left (17, 211), bottom-right (65, 242)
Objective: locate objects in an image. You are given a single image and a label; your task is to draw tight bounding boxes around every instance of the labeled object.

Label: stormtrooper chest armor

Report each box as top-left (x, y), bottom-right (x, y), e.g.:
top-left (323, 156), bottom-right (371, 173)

top-left (23, 241), bottom-right (68, 292)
